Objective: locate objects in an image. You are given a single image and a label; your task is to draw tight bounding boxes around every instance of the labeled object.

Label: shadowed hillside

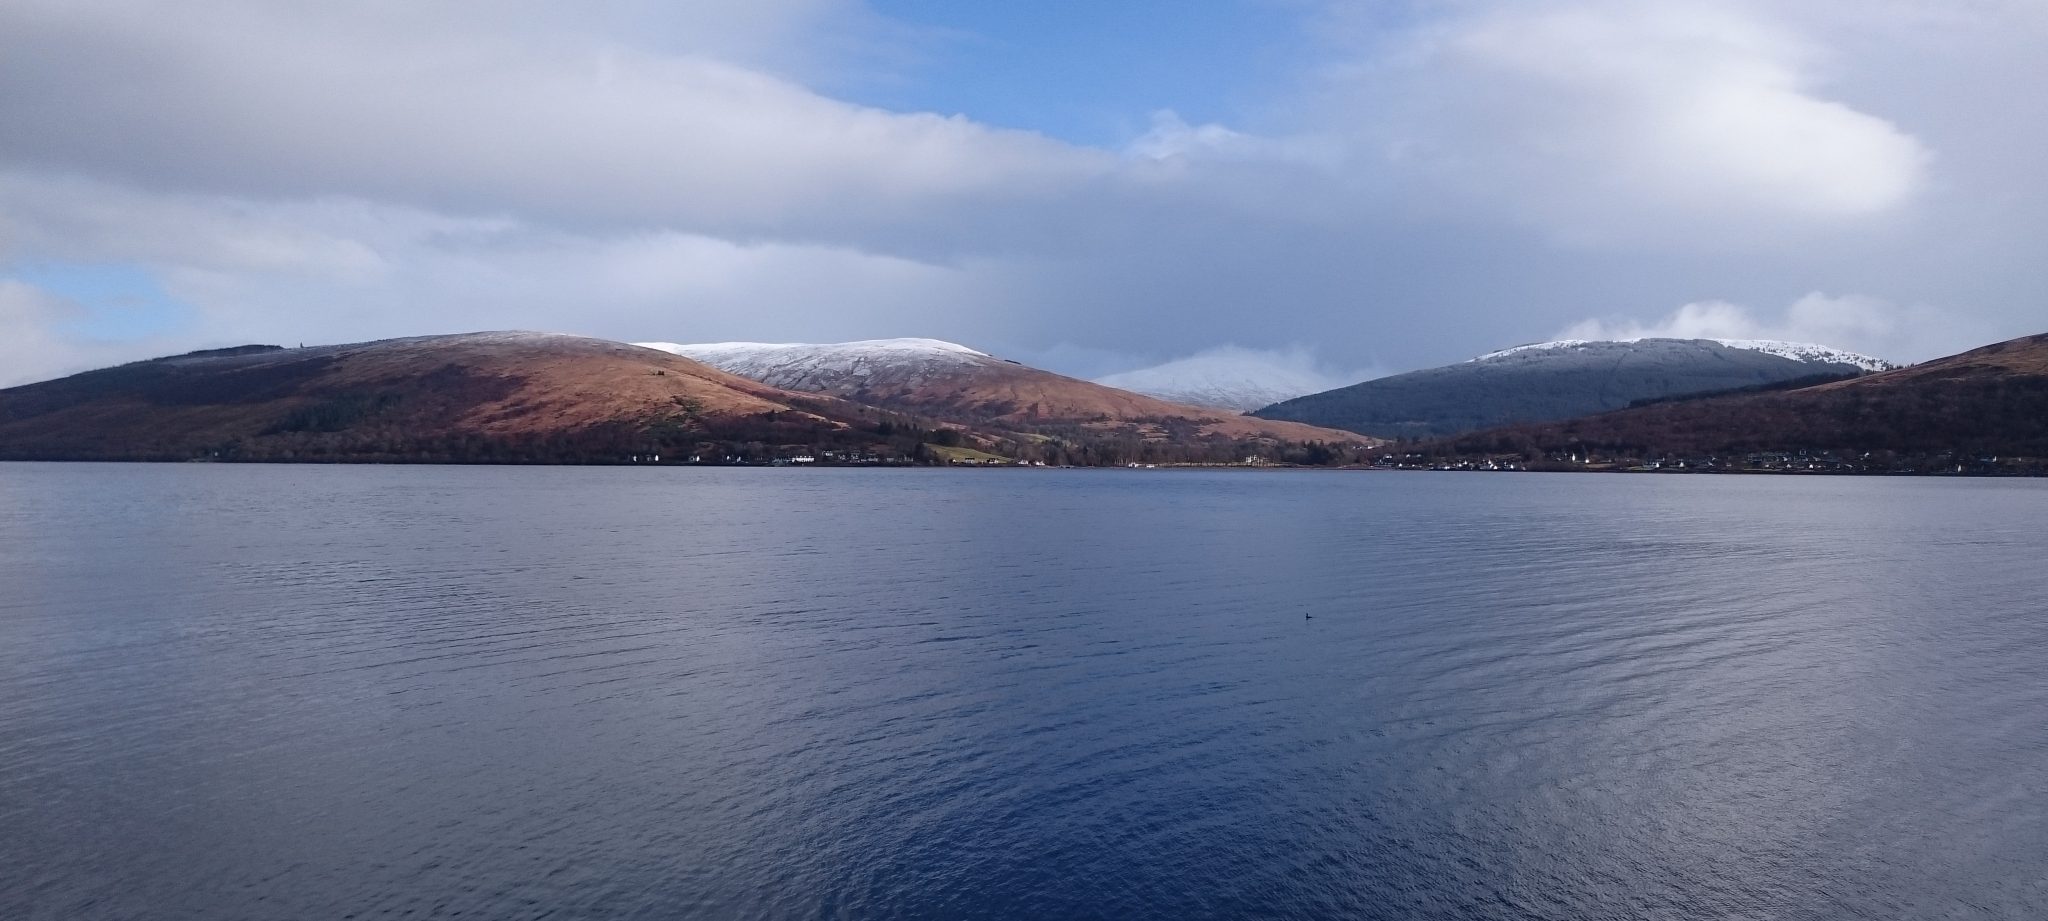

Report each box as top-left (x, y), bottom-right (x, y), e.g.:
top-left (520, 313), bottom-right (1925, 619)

top-left (1255, 338), bottom-right (1890, 438)
top-left (1427, 332), bottom-right (2048, 472)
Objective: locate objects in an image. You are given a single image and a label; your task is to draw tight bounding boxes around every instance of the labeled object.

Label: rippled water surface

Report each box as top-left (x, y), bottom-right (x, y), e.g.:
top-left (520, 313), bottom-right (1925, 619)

top-left (2, 464), bottom-right (2045, 919)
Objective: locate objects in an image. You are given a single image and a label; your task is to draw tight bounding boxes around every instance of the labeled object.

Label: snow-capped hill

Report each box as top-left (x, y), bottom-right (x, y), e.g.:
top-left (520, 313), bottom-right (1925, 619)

top-left (635, 338), bottom-right (994, 391)
top-left (635, 337), bottom-right (1372, 443)
top-left (1259, 336), bottom-right (1895, 439)
top-left (1473, 337), bottom-right (1893, 371)
top-left (1095, 347), bottom-right (1355, 412)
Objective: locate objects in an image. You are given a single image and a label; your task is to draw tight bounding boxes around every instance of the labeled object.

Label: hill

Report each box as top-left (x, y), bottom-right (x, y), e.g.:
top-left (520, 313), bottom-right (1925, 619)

top-left (1430, 332), bottom-right (2048, 473)
top-left (0, 332), bottom-right (1367, 466)
top-left (637, 339), bottom-right (1371, 449)
top-left (0, 332), bottom-right (909, 463)
top-left (1253, 338), bottom-right (1893, 439)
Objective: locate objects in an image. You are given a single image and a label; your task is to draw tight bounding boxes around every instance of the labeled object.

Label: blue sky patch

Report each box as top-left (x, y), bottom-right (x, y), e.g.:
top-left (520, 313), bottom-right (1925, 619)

top-left (12, 264), bottom-right (195, 342)
top-left (856, 0), bottom-right (1312, 146)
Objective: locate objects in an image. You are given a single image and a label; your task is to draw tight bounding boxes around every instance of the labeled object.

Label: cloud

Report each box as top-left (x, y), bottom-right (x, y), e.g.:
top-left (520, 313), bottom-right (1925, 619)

top-left (0, 173), bottom-right (398, 279)
top-left (163, 227), bottom-right (1008, 350)
top-left (1125, 111), bottom-right (1339, 168)
top-left (1095, 345), bottom-right (1383, 410)
top-left (0, 171), bottom-right (1031, 365)
top-left (1351, 0), bottom-right (1932, 244)
top-left (1557, 292), bottom-right (1995, 363)
top-left (0, 0), bottom-right (1109, 244)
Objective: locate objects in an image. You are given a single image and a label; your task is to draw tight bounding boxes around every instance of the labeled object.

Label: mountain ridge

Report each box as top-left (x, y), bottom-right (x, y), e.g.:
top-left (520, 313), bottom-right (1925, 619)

top-left (1471, 338), bottom-right (1893, 372)
top-left (0, 332), bottom-right (878, 462)
top-left (0, 332), bottom-right (1368, 464)
top-left (1254, 337), bottom-right (1893, 439)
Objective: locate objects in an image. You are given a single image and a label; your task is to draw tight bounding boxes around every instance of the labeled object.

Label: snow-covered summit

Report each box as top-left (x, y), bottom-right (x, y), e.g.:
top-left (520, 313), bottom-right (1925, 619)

top-left (644, 338), bottom-right (986, 359)
top-left (1704, 339), bottom-right (1895, 371)
top-left (1472, 339), bottom-right (1596, 361)
top-left (1472, 337), bottom-right (1893, 372)
top-left (634, 338), bottom-right (995, 391)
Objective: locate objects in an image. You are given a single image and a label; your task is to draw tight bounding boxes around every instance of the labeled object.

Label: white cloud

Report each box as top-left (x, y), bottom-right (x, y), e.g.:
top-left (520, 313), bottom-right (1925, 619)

top-left (1561, 299), bottom-right (1785, 342)
top-left (0, 170), bottom-right (1027, 365)
top-left (146, 219), bottom-right (1010, 352)
top-left (0, 0), bottom-right (1109, 242)
top-left (1125, 111), bottom-right (1339, 168)
top-left (1095, 345), bottom-right (1382, 411)
top-left (0, 173), bottom-right (400, 280)
top-left (1127, 111), bottom-right (1263, 162)
top-left (1355, 0), bottom-right (1931, 243)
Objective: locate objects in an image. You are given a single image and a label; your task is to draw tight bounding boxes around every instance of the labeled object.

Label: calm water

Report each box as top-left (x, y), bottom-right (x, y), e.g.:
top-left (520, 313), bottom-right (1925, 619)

top-left (1, 464), bottom-right (2044, 920)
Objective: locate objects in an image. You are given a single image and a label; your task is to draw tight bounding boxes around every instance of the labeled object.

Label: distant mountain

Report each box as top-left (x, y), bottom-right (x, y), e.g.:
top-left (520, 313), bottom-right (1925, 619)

top-left (0, 332), bottom-right (898, 462)
top-left (1471, 338), bottom-right (1893, 371)
top-left (637, 338), bottom-right (990, 393)
top-left (639, 338), bottom-right (1370, 445)
top-left (1433, 332), bottom-right (2048, 469)
top-left (1093, 347), bottom-right (1347, 412)
top-left (1253, 338), bottom-right (1894, 439)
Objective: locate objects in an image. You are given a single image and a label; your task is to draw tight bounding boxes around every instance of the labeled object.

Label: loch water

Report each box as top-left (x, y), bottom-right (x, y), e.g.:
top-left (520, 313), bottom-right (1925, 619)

top-left (2, 464), bottom-right (2044, 920)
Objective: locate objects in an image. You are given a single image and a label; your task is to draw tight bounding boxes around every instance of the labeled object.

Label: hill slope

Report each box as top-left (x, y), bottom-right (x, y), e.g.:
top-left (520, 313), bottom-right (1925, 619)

top-left (0, 332), bottom-right (884, 462)
top-left (1435, 332), bottom-right (2048, 468)
top-left (638, 339), bottom-right (1370, 445)
top-left (1254, 338), bottom-right (1892, 439)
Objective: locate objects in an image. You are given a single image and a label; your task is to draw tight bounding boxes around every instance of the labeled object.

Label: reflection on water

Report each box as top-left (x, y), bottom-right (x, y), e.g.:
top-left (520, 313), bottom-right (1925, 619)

top-left (2, 464), bottom-right (2044, 919)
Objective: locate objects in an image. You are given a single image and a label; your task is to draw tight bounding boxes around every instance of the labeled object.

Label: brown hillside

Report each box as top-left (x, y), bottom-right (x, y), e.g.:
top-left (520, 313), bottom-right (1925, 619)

top-left (0, 332), bottom-right (869, 461)
top-left (891, 362), bottom-right (1369, 443)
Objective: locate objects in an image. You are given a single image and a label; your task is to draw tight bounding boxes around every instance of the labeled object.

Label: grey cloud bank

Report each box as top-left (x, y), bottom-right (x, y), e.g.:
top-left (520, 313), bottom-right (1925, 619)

top-left (1, 0), bottom-right (2043, 388)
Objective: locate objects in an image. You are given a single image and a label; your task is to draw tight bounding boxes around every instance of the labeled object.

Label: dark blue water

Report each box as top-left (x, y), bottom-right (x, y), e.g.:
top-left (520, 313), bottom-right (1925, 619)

top-left (2, 464), bottom-right (2044, 919)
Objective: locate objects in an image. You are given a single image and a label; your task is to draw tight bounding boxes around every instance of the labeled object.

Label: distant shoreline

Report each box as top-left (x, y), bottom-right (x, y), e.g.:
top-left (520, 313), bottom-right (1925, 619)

top-left (0, 458), bottom-right (2037, 477)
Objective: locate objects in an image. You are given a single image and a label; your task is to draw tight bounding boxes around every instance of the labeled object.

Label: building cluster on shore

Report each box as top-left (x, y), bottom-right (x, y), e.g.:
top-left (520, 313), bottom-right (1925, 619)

top-left (1375, 448), bottom-right (2045, 476)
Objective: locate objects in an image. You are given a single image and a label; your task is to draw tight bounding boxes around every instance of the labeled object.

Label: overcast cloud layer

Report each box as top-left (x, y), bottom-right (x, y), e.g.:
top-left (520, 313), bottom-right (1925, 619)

top-left (1, 0), bottom-right (2043, 387)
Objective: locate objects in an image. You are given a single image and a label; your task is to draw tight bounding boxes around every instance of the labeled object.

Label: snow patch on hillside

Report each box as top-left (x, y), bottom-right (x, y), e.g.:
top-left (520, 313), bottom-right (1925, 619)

top-left (1472, 340), bottom-right (1596, 361)
top-left (1472, 337), bottom-right (1893, 372)
top-left (634, 338), bottom-right (993, 389)
top-left (645, 338), bottom-right (986, 359)
top-left (1707, 339), bottom-right (1896, 371)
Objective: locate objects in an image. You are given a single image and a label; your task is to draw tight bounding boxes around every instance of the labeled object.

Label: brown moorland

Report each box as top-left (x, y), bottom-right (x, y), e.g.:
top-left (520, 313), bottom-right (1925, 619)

top-left (0, 332), bottom-right (882, 462)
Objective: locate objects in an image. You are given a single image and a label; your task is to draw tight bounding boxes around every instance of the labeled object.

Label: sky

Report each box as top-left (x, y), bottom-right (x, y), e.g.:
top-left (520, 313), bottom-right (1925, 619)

top-left (2, 0), bottom-right (2045, 388)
